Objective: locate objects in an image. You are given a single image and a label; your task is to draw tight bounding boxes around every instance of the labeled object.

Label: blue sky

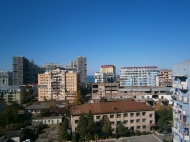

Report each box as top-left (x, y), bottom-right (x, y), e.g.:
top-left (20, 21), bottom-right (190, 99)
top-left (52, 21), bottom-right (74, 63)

top-left (0, 0), bottom-right (190, 75)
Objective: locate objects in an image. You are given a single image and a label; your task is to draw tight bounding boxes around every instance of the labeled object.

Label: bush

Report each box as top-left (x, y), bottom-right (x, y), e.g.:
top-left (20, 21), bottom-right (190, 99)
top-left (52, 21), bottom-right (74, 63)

top-left (142, 131), bottom-right (147, 135)
top-left (135, 130), bottom-right (141, 136)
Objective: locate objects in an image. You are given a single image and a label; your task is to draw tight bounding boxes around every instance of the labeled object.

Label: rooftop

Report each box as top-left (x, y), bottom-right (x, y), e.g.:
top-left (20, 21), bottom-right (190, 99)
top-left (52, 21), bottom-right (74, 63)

top-left (121, 66), bottom-right (158, 69)
top-left (70, 101), bottom-right (154, 116)
top-left (25, 103), bottom-right (50, 110)
top-left (5, 130), bottom-right (23, 138)
top-left (100, 65), bottom-right (115, 68)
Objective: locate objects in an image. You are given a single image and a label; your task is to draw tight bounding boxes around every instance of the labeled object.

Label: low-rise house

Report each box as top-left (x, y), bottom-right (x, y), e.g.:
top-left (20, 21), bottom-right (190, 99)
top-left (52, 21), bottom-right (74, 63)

top-left (70, 101), bottom-right (155, 133)
top-left (25, 102), bottom-right (50, 114)
top-left (32, 116), bottom-right (63, 124)
top-left (0, 86), bottom-right (25, 104)
top-left (4, 130), bottom-right (24, 142)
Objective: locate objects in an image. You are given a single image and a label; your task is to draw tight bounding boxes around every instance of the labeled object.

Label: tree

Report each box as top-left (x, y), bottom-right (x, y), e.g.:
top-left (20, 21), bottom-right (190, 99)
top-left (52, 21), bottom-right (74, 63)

top-left (74, 90), bottom-right (84, 105)
top-left (4, 105), bottom-right (18, 126)
top-left (87, 110), bottom-right (96, 139)
top-left (40, 109), bottom-right (50, 117)
top-left (61, 118), bottom-right (70, 141)
top-left (100, 97), bottom-right (107, 102)
top-left (102, 116), bottom-right (111, 139)
top-left (157, 118), bottom-right (169, 131)
top-left (117, 122), bottom-right (126, 137)
top-left (76, 113), bottom-right (87, 140)
top-left (94, 134), bottom-right (99, 142)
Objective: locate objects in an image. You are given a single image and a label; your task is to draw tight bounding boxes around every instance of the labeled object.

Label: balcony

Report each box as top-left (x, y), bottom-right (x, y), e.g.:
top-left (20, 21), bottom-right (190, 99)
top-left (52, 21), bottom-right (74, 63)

top-left (173, 83), bottom-right (188, 90)
top-left (173, 127), bottom-right (178, 134)
top-left (180, 132), bottom-right (190, 141)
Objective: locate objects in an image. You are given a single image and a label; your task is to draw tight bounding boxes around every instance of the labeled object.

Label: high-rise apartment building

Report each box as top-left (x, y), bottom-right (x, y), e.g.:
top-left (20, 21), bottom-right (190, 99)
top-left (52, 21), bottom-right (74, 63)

top-left (94, 72), bottom-right (107, 83)
top-left (0, 71), bottom-right (12, 86)
top-left (172, 60), bottom-right (190, 142)
top-left (12, 56), bottom-right (43, 85)
top-left (158, 69), bottom-right (172, 87)
top-left (76, 56), bottom-right (87, 88)
top-left (38, 68), bottom-right (78, 102)
top-left (120, 66), bottom-right (158, 87)
top-left (100, 65), bottom-right (116, 82)
top-left (40, 63), bottom-right (64, 72)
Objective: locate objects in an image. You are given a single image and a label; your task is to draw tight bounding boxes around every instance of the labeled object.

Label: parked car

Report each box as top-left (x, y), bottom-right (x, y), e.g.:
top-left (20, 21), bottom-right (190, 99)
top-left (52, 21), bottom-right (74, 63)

top-left (161, 132), bottom-right (171, 136)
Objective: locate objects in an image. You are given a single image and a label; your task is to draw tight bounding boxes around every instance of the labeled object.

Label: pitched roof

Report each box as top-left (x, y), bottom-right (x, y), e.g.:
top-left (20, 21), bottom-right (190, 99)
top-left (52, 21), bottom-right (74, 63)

top-left (70, 101), bottom-right (154, 116)
top-left (25, 103), bottom-right (50, 110)
top-left (5, 130), bottom-right (23, 138)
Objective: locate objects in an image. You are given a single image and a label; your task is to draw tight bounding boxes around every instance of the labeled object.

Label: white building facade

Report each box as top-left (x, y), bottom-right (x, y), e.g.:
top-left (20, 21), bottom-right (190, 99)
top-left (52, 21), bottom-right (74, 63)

top-left (172, 59), bottom-right (190, 142)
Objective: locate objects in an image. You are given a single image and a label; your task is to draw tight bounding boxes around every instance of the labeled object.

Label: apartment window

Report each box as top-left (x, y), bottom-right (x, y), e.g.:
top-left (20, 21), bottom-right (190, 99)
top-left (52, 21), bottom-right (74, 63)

top-left (117, 121), bottom-right (120, 124)
top-left (143, 125), bottom-right (146, 129)
top-left (137, 126), bottom-right (140, 129)
top-left (110, 122), bottom-right (114, 125)
top-left (130, 120), bottom-right (134, 124)
top-left (142, 112), bottom-right (146, 116)
top-left (136, 119), bottom-right (140, 123)
top-left (130, 127), bottom-right (134, 131)
top-left (110, 115), bottom-right (114, 118)
top-left (75, 120), bottom-right (78, 124)
top-left (124, 113), bottom-right (128, 117)
top-left (136, 113), bottom-right (140, 117)
top-left (123, 120), bottom-right (128, 124)
top-left (150, 120), bottom-right (153, 124)
top-left (149, 114), bottom-right (153, 117)
top-left (130, 113), bottom-right (134, 117)
top-left (117, 114), bottom-right (121, 118)
top-left (142, 119), bottom-right (146, 122)
top-left (96, 116), bottom-right (100, 119)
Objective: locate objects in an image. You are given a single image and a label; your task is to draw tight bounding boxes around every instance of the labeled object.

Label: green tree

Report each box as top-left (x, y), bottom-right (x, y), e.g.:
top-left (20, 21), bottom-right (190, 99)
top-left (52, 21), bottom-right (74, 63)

top-left (74, 90), bottom-right (84, 105)
top-left (100, 97), bottom-right (107, 102)
top-left (40, 109), bottom-right (50, 117)
top-left (76, 113), bottom-right (87, 140)
top-left (94, 134), bottom-right (99, 142)
top-left (117, 122), bottom-right (126, 137)
top-left (4, 105), bottom-right (18, 126)
top-left (61, 118), bottom-right (70, 141)
top-left (87, 110), bottom-right (96, 139)
top-left (157, 118), bottom-right (169, 131)
top-left (102, 116), bottom-right (111, 139)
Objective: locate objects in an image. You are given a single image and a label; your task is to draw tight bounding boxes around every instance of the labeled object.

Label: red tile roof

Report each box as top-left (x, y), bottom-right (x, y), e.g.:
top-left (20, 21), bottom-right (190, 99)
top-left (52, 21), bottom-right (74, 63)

top-left (70, 101), bottom-right (154, 116)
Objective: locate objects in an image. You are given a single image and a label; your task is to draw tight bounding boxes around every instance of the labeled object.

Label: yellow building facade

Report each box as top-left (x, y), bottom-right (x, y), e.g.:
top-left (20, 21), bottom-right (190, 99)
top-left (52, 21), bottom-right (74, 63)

top-left (38, 69), bottom-right (78, 102)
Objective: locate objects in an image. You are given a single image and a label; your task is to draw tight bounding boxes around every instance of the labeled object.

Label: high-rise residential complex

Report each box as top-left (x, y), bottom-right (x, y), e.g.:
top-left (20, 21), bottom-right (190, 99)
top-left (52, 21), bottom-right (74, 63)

top-left (40, 63), bottom-right (64, 72)
top-left (76, 56), bottom-right (87, 88)
top-left (158, 69), bottom-right (172, 87)
top-left (12, 56), bottom-right (43, 85)
top-left (120, 66), bottom-right (158, 87)
top-left (0, 71), bottom-right (12, 86)
top-left (38, 68), bottom-right (78, 102)
top-left (172, 60), bottom-right (190, 142)
top-left (94, 72), bottom-right (107, 83)
top-left (100, 65), bottom-right (116, 82)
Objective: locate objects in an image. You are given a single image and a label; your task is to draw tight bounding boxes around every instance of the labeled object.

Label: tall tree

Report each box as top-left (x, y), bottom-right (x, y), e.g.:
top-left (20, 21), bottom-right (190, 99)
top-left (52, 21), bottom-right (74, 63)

top-left (74, 90), bottom-right (84, 105)
top-left (117, 122), bottom-right (126, 137)
top-left (157, 118), bottom-right (169, 131)
top-left (61, 118), bottom-right (70, 141)
top-left (87, 110), bottom-right (96, 138)
top-left (102, 115), bottom-right (112, 139)
top-left (76, 113), bottom-right (87, 139)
